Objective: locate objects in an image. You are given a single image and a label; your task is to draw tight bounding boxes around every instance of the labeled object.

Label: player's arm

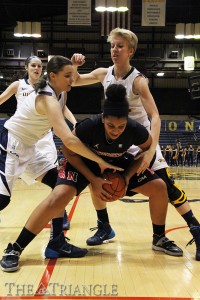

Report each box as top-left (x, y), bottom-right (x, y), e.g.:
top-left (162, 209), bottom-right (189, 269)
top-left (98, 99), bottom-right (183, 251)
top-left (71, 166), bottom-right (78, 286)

top-left (63, 105), bottom-right (77, 127)
top-left (61, 91), bottom-right (76, 128)
top-left (0, 81), bottom-right (19, 105)
top-left (62, 142), bottom-right (112, 200)
top-left (71, 53), bottom-right (107, 86)
top-left (36, 95), bottom-right (123, 173)
top-left (133, 76), bottom-right (161, 163)
top-left (124, 133), bottom-right (152, 183)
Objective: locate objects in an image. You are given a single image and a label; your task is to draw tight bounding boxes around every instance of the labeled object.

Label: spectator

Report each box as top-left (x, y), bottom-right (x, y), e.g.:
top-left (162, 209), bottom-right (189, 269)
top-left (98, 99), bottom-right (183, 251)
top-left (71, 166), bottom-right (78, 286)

top-left (188, 144), bottom-right (194, 166)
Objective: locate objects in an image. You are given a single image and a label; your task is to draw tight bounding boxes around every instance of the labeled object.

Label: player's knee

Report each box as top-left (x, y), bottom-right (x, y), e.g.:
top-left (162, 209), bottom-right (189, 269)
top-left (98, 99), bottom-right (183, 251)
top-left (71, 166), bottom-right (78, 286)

top-left (148, 178), bottom-right (167, 198)
top-left (168, 185), bottom-right (187, 208)
top-left (41, 167), bottom-right (58, 189)
top-left (0, 194), bottom-right (11, 210)
top-left (50, 187), bottom-right (75, 209)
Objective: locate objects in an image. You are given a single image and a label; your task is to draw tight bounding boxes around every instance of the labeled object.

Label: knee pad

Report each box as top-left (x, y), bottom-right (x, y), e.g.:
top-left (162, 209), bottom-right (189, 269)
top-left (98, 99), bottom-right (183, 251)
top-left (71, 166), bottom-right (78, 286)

top-left (155, 168), bottom-right (187, 208)
top-left (168, 183), bottom-right (187, 208)
top-left (42, 167), bottom-right (58, 189)
top-left (0, 194), bottom-right (11, 211)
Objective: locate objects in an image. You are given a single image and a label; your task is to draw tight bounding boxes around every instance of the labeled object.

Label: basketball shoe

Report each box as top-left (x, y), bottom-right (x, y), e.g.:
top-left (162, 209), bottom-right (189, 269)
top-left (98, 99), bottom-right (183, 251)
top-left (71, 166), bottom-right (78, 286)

top-left (63, 210), bottom-right (70, 230)
top-left (86, 220), bottom-right (115, 246)
top-left (1, 243), bottom-right (22, 272)
top-left (187, 225), bottom-right (200, 261)
top-left (45, 232), bottom-right (88, 258)
top-left (152, 234), bottom-right (183, 256)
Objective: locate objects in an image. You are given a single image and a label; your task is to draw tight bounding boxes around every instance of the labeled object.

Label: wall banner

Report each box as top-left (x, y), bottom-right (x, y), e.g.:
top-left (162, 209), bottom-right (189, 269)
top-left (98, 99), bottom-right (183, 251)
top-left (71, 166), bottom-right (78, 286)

top-left (142, 0), bottom-right (166, 27)
top-left (67, 0), bottom-right (91, 26)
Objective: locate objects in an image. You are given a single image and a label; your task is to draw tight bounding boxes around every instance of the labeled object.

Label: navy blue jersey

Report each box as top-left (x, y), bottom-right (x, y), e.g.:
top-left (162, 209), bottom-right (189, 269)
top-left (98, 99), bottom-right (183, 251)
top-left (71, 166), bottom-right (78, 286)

top-left (75, 114), bottom-right (149, 164)
top-left (56, 115), bottom-right (155, 195)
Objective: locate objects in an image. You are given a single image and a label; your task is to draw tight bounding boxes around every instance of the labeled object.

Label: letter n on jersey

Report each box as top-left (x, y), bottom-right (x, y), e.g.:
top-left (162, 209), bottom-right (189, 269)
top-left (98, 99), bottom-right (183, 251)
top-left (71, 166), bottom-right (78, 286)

top-left (67, 171), bottom-right (78, 182)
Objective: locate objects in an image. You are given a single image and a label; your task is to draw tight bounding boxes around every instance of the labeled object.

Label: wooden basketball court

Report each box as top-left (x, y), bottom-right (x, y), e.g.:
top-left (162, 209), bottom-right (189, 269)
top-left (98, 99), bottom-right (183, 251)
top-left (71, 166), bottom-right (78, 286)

top-left (0, 166), bottom-right (200, 299)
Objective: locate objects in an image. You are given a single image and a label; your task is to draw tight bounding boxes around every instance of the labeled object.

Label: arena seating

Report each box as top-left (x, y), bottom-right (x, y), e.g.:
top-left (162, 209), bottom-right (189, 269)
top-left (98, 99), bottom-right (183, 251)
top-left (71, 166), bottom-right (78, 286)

top-left (1, 117), bottom-right (200, 152)
top-left (159, 131), bottom-right (199, 147)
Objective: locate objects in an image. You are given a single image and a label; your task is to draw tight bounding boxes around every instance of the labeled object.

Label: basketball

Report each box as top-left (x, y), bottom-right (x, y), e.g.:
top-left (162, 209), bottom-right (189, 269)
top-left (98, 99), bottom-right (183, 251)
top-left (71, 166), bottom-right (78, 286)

top-left (102, 171), bottom-right (126, 201)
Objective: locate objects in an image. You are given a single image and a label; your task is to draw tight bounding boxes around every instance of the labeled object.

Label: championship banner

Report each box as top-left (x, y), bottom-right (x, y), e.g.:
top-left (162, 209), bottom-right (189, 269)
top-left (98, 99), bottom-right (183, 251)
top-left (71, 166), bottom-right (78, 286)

top-left (67, 0), bottom-right (91, 26)
top-left (142, 0), bottom-right (166, 27)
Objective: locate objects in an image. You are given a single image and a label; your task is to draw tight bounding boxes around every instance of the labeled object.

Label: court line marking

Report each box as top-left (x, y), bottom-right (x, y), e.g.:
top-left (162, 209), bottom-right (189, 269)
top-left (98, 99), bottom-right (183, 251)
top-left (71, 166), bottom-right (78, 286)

top-left (165, 225), bottom-right (188, 234)
top-left (34, 194), bottom-right (80, 296)
top-left (0, 219), bottom-right (197, 299)
top-left (0, 296), bottom-right (196, 299)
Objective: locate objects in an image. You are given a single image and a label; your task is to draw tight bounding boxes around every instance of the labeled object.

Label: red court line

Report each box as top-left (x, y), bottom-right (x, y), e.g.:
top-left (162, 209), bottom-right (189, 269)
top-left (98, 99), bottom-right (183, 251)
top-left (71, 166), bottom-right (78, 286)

top-left (44, 192), bottom-right (88, 229)
top-left (165, 225), bottom-right (188, 234)
top-left (35, 216), bottom-right (192, 297)
top-left (0, 296), bottom-right (197, 299)
top-left (1, 217), bottom-right (195, 299)
top-left (34, 195), bottom-right (80, 296)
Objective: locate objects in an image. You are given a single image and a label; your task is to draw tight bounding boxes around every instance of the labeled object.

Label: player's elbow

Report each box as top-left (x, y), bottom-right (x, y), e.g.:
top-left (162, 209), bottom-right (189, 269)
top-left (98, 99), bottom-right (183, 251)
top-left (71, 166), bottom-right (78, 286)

top-left (72, 74), bottom-right (81, 86)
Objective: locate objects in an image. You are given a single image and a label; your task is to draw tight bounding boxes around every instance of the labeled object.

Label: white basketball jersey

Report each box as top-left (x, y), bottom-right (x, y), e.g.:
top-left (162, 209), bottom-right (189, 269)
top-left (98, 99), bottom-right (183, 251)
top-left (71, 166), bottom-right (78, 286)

top-left (4, 83), bottom-right (66, 146)
top-left (103, 66), bottom-right (150, 130)
top-left (15, 78), bottom-right (34, 107)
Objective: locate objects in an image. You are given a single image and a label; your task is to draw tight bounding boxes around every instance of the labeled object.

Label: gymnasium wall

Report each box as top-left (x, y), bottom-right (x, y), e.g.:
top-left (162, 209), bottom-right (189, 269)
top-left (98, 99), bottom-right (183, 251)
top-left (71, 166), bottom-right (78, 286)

top-left (61, 86), bottom-right (200, 116)
top-left (0, 84), bottom-right (199, 116)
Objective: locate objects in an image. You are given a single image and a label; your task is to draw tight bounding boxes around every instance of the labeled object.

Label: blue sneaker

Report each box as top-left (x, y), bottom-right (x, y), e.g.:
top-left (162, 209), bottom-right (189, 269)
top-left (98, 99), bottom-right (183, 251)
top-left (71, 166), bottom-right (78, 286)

top-left (63, 210), bottom-right (70, 230)
top-left (1, 243), bottom-right (21, 272)
top-left (86, 220), bottom-right (115, 246)
top-left (187, 225), bottom-right (200, 261)
top-left (45, 232), bottom-right (88, 258)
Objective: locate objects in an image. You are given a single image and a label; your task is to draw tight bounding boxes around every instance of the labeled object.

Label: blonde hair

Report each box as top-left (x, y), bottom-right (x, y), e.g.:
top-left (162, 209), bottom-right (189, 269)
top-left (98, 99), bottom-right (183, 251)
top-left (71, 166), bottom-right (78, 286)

top-left (107, 28), bottom-right (138, 53)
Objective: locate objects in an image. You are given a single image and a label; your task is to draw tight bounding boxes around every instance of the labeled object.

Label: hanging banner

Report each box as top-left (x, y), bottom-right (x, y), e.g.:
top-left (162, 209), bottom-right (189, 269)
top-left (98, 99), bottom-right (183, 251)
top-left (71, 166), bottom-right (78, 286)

top-left (142, 0), bottom-right (166, 26)
top-left (67, 0), bottom-right (91, 26)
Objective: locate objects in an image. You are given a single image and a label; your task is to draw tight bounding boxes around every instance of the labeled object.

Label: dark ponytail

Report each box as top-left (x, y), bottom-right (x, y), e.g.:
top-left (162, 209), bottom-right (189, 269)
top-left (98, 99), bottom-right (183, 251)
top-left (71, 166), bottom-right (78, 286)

top-left (34, 76), bottom-right (48, 92)
top-left (103, 84), bottom-right (129, 118)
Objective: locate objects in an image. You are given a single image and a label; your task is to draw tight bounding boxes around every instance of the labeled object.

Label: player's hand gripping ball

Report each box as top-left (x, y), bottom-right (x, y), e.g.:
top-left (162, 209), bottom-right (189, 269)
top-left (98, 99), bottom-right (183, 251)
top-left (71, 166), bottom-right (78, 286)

top-left (102, 171), bottom-right (126, 201)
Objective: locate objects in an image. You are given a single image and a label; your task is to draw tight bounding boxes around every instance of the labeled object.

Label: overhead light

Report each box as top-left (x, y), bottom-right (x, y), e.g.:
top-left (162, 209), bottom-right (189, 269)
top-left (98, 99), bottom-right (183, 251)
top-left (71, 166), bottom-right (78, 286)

top-left (107, 0), bottom-right (117, 12)
top-left (14, 21), bottom-right (42, 38)
top-left (117, 0), bottom-right (128, 12)
top-left (185, 23), bottom-right (194, 39)
top-left (175, 23), bottom-right (200, 39)
top-left (175, 23), bottom-right (185, 39)
top-left (95, 0), bottom-right (128, 12)
top-left (22, 21), bottom-right (32, 37)
top-left (194, 23), bottom-right (200, 39)
top-left (156, 72), bottom-right (165, 77)
top-left (31, 22), bottom-right (41, 38)
top-left (95, 0), bottom-right (106, 12)
top-left (14, 21), bottom-right (23, 37)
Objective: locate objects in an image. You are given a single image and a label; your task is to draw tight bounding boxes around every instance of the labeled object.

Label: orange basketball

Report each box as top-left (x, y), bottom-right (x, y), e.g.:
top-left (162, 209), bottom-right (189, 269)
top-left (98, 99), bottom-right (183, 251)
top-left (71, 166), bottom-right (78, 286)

top-left (102, 171), bottom-right (126, 201)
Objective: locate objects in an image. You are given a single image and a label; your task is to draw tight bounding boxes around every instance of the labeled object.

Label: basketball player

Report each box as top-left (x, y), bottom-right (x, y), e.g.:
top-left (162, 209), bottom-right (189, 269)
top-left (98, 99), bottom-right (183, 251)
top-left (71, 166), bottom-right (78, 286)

top-left (71, 28), bottom-right (200, 260)
top-left (1, 84), bottom-right (182, 272)
top-left (0, 56), bottom-right (122, 272)
top-left (0, 55), bottom-right (71, 230)
top-left (196, 146), bottom-right (200, 167)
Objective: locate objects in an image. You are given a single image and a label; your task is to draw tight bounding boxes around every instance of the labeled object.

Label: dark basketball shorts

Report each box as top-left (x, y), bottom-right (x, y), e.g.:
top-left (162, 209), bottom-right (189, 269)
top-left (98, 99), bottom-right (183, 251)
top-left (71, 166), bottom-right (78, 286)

top-left (56, 153), bottom-right (160, 196)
